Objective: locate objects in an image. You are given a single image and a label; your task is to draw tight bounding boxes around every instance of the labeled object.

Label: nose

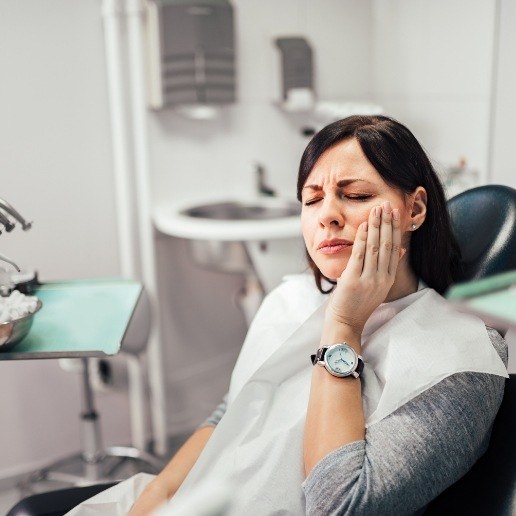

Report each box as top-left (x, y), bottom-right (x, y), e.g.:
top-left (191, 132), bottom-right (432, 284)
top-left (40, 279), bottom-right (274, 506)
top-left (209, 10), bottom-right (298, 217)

top-left (318, 197), bottom-right (344, 228)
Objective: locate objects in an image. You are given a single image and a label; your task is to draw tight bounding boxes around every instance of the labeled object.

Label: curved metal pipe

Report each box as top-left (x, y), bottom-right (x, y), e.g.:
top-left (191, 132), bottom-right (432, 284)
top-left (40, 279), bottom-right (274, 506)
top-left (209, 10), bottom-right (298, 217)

top-left (0, 253), bottom-right (20, 272)
top-left (0, 211), bottom-right (15, 232)
top-left (0, 198), bottom-right (32, 230)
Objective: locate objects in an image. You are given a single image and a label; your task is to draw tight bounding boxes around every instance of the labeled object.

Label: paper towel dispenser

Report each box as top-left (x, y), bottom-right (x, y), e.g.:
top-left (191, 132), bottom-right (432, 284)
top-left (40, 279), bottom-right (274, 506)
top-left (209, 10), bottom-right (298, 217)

top-left (146, 0), bottom-right (236, 115)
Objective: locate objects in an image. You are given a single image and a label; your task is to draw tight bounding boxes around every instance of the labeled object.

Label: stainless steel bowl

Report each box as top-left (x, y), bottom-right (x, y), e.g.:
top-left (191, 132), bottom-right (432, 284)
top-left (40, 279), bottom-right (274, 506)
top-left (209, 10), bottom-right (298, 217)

top-left (0, 299), bottom-right (42, 351)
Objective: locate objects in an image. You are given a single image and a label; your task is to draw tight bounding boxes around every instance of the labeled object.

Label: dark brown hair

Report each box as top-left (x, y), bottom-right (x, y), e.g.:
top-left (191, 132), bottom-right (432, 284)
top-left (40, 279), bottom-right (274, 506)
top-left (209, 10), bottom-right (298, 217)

top-left (297, 115), bottom-right (462, 295)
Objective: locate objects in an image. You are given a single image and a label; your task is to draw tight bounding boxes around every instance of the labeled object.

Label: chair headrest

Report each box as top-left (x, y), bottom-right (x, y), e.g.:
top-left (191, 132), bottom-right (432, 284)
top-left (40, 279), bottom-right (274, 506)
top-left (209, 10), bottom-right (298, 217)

top-left (448, 185), bottom-right (516, 282)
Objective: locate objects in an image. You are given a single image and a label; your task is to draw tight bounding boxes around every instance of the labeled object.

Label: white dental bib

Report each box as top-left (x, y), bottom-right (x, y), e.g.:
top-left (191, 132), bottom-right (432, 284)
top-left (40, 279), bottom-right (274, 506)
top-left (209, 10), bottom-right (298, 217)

top-left (167, 273), bottom-right (507, 515)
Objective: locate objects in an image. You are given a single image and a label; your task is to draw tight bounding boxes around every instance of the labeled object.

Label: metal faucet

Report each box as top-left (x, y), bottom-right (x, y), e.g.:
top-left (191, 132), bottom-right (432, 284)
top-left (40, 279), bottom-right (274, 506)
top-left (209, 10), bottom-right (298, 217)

top-left (0, 197), bottom-right (32, 231)
top-left (0, 197), bottom-right (32, 295)
top-left (255, 163), bottom-right (276, 197)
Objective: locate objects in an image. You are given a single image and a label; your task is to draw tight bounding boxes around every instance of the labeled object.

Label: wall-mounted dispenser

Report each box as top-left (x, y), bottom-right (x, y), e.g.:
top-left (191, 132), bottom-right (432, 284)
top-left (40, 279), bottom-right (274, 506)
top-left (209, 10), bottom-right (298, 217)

top-left (146, 0), bottom-right (236, 118)
top-left (275, 37), bottom-right (315, 112)
top-left (274, 36), bottom-right (382, 135)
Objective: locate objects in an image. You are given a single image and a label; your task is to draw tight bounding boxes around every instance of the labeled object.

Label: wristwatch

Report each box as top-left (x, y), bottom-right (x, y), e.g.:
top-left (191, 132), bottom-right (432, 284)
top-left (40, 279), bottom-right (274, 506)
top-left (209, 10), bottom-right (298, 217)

top-left (310, 343), bottom-right (364, 378)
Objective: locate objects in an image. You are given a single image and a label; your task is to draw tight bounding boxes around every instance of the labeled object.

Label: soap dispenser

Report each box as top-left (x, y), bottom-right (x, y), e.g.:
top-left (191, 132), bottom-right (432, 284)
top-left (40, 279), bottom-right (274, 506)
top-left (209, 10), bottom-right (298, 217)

top-left (275, 37), bottom-right (315, 112)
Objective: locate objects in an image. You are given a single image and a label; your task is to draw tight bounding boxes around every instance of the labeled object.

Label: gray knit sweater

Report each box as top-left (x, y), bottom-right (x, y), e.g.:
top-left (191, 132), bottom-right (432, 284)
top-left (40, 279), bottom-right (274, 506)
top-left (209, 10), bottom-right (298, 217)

top-left (202, 328), bottom-right (507, 515)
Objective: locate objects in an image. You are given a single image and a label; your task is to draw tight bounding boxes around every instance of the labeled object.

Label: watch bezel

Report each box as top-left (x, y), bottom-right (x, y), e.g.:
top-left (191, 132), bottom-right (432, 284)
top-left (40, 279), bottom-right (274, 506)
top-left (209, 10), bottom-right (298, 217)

top-left (322, 343), bottom-right (360, 378)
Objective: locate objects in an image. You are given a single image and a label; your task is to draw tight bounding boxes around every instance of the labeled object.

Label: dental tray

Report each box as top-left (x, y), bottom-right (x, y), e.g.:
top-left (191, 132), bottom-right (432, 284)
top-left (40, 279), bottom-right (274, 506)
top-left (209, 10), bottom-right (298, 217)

top-left (446, 270), bottom-right (516, 332)
top-left (0, 278), bottom-right (142, 360)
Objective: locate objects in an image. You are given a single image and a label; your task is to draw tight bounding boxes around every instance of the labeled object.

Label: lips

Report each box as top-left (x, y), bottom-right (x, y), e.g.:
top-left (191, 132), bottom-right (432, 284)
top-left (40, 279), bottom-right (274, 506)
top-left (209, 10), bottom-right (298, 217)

top-left (317, 238), bottom-right (353, 255)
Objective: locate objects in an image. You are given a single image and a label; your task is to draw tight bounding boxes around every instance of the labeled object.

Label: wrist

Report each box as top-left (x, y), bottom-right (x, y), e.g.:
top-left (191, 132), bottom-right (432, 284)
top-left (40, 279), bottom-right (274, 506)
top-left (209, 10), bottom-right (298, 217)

top-left (320, 321), bottom-right (362, 352)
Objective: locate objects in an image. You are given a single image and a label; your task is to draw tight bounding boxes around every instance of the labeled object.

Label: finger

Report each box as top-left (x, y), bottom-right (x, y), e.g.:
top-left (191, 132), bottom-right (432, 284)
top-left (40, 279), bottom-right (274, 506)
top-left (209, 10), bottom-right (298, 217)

top-left (362, 205), bottom-right (381, 276)
top-left (388, 208), bottom-right (403, 276)
top-left (344, 220), bottom-right (369, 276)
top-left (377, 201), bottom-right (393, 275)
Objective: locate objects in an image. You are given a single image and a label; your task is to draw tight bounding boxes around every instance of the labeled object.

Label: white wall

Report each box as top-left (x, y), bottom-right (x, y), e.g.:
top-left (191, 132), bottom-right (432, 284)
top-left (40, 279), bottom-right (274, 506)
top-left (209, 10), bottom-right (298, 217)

top-left (490, 0), bottom-right (516, 188)
top-left (371, 0), bottom-right (496, 184)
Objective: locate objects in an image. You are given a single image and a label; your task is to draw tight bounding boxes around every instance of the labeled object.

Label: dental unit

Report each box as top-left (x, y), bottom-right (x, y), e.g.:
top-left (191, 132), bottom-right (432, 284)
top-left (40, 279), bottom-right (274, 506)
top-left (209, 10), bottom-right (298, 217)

top-left (0, 197), bottom-right (32, 231)
top-left (0, 198), bottom-right (35, 297)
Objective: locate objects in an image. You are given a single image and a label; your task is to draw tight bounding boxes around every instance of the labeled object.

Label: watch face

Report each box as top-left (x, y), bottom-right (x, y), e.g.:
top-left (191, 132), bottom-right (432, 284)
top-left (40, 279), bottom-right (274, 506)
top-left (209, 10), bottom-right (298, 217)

top-left (325, 344), bottom-right (357, 376)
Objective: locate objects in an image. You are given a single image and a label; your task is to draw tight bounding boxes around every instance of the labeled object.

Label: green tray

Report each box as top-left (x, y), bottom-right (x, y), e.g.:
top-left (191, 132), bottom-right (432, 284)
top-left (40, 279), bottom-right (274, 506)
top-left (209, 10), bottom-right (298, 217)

top-left (446, 270), bottom-right (516, 331)
top-left (0, 278), bottom-right (142, 360)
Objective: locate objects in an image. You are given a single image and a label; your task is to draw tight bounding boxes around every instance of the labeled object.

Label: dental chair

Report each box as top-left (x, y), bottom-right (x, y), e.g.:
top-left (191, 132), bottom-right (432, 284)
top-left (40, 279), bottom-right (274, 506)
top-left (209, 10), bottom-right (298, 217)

top-left (424, 373), bottom-right (516, 515)
top-left (424, 184), bottom-right (516, 515)
top-left (7, 185), bottom-right (516, 516)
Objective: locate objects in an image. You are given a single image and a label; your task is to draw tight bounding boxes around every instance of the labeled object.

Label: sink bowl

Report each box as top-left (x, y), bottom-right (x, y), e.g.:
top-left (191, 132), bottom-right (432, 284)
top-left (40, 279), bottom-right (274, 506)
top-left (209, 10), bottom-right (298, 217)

top-left (153, 196), bottom-right (306, 299)
top-left (182, 200), bottom-right (300, 221)
top-left (153, 196), bottom-right (304, 291)
top-left (153, 197), bottom-right (302, 242)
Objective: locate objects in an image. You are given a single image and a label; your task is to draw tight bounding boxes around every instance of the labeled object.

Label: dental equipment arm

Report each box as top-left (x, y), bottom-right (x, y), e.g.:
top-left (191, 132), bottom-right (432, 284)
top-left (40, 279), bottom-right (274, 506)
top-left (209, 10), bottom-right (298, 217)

top-left (0, 253), bottom-right (20, 272)
top-left (0, 197), bottom-right (32, 230)
top-left (0, 211), bottom-right (15, 232)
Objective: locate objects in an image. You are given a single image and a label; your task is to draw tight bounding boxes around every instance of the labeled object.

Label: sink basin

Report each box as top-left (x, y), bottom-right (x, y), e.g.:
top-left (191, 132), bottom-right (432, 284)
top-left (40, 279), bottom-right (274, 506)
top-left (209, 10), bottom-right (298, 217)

top-left (182, 200), bottom-right (300, 221)
top-left (153, 197), bottom-right (302, 241)
top-left (153, 196), bottom-right (306, 303)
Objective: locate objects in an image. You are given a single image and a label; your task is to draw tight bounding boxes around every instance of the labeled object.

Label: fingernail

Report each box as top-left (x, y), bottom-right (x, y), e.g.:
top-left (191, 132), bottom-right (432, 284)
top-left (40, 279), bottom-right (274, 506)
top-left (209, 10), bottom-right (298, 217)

top-left (400, 247), bottom-right (406, 257)
top-left (392, 209), bottom-right (400, 221)
top-left (362, 221), bottom-right (368, 231)
top-left (374, 206), bottom-right (381, 217)
top-left (383, 201), bottom-right (392, 213)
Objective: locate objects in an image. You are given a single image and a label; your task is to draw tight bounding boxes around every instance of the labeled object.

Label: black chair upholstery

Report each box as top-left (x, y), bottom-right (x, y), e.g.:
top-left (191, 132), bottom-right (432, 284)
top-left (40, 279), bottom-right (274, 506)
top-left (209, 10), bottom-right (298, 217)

top-left (448, 184), bottom-right (516, 282)
top-left (424, 375), bottom-right (516, 515)
top-left (6, 482), bottom-right (117, 516)
top-left (423, 185), bottom-right (516, 514)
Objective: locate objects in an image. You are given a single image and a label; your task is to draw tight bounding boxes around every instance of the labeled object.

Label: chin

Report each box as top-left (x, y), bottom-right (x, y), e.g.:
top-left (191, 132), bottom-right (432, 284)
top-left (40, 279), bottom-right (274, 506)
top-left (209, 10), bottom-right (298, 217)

top-left (316, 258), bottom-right (349, 281)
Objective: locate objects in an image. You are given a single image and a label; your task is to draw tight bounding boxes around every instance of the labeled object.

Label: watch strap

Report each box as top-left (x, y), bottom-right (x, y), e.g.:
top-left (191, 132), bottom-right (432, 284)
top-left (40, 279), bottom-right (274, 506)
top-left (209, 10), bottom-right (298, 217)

top-left (354, 357), bottom-right (364, 377)
top-left (310, 346), bottom-right (327, 365)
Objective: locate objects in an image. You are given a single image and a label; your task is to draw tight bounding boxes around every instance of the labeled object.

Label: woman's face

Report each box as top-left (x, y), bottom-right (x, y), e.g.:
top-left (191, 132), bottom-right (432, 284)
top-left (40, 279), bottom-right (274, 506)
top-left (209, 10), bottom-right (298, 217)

top-left (301, 138), bottom-right (414, 280)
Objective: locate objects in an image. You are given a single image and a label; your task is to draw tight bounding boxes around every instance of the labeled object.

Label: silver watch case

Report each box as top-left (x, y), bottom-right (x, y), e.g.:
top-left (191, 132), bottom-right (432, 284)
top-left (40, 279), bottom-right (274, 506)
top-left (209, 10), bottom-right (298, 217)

top-left (317, 343), bottom-right (362, 378)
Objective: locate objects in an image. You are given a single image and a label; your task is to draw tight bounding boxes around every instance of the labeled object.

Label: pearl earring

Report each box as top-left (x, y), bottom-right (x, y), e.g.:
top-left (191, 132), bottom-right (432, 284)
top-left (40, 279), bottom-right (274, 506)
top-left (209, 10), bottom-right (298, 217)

top-left (411, 224), bottom-right (417, 230)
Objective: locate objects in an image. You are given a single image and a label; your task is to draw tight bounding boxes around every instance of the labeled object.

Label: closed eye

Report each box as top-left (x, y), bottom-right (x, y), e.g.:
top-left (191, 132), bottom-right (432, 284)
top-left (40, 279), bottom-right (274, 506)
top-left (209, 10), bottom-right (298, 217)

top-left (303, 194), bottom-right (373, 206)
top-left (345, 194), bottom-right (372, 201)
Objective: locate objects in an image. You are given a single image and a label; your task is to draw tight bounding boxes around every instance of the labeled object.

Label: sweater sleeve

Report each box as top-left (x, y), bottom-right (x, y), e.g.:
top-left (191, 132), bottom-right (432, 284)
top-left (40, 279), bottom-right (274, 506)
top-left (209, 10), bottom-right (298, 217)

top-left (198, 394), bottom-right (228, 428)
top-left (302, 328), bottom-right (508, 516)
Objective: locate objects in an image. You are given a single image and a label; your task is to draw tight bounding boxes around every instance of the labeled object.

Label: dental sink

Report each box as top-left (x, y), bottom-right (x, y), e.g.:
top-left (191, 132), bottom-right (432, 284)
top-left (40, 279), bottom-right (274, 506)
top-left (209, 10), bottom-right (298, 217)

top-left (153, 196), bottom-right (305, 320)
top-left (182, 200), bottom-right (300, 221)
top-left (153, 197), bottom-right (302, 241)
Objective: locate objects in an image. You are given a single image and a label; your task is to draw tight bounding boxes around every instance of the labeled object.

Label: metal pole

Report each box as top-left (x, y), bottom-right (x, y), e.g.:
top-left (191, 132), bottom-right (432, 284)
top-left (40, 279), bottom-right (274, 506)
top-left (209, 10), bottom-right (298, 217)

top-left (125, 0), bottom-right (168, 456)
top-left (80, 358), bottom-right (104, 480)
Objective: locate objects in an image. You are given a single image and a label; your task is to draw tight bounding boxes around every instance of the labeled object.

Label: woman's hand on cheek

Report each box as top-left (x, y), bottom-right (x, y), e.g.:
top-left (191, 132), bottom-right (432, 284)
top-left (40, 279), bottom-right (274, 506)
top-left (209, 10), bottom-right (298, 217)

top-left (325, 201), bottom-right (403, 337)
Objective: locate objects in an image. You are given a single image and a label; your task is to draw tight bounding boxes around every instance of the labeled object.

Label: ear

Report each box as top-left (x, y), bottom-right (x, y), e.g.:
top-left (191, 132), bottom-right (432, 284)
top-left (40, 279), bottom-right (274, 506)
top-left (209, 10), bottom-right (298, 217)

top-left (408, 187), bottom-right (427, 231)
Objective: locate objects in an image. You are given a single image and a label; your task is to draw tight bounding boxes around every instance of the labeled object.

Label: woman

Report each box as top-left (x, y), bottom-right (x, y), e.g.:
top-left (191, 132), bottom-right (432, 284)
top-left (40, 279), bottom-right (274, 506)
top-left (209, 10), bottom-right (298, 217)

top-left (127, 115), bottom-right (508, 515)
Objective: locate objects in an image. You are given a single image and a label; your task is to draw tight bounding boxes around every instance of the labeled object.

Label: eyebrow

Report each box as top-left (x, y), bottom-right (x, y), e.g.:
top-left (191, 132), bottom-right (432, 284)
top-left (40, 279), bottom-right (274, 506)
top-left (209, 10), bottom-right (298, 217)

top-left (302, 178), bottom-right (375, 191)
